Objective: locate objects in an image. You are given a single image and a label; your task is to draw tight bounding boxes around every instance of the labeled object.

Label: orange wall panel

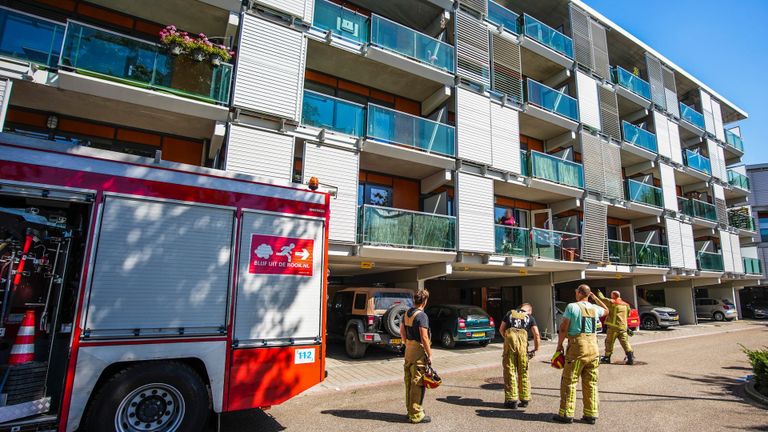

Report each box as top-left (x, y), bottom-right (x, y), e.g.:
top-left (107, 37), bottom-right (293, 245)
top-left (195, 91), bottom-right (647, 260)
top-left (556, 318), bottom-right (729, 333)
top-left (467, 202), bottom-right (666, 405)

top-left (392, 178), bottom-right (419, 211)
top-left (117, 129), bottom-right (161, 147)
top-left (58, 118), bottom-right (115, 139)
top-left (395, 98), bottom-right (420, 116)
top-left (77, 3), bottom-right (133, 29)
top-left (162, 137), bottom-right (202, 165)
top-left (6, 109), bottom-right (47, 128)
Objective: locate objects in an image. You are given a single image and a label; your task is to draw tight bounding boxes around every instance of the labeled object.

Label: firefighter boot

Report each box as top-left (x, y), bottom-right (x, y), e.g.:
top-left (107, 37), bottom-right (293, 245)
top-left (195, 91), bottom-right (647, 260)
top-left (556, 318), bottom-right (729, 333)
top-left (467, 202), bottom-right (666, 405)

top-left (599, 356), bottom-right (610, 364)
top-left (626, 351), bottom-right (635, 365)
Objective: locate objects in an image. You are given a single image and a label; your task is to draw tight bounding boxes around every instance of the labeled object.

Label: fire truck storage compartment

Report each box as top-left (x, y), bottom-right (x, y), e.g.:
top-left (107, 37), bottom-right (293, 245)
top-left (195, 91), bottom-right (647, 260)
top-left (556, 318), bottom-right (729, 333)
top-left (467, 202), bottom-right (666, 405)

top-left (0, 186), bottom-right (92, 426)
top-left (83, 195), bottom-right (234, 338)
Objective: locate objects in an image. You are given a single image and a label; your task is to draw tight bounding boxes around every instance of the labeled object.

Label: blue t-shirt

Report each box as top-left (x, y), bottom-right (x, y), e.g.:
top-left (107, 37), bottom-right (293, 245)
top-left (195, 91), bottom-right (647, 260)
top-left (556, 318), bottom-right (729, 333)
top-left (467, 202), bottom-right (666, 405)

top-left (563, 301), bottom-right (605, 336)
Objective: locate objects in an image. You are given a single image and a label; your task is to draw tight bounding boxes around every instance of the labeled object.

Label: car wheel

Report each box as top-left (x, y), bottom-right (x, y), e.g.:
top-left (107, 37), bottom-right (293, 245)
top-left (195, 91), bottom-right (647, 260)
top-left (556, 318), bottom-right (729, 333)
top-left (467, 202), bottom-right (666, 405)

top-left (83, 362), bottom-right (209, 432)
top-left (345, 328), bottom-right (367, 359)
top-left (478, 339), bottom-right (490, 347)
top-left (382, 304), bottom-right (408, 338)
top-left (713, 311), bottom-right (725, 321)
top-left (441, 331), bottom-right (456, 349)
top-left (641, 315), bottom-right (658, 330)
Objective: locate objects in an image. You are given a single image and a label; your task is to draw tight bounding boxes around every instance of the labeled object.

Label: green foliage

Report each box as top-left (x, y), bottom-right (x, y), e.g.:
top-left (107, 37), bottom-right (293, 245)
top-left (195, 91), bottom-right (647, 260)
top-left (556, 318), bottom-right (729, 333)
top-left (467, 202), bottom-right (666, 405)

top-left (741, 344), bottom-right (768, 394)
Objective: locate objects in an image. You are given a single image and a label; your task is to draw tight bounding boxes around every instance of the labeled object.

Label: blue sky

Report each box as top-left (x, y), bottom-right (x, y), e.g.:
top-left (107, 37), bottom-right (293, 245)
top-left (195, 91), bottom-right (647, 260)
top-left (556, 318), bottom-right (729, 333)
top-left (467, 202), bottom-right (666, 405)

top-left (583, 0), bottom-right (768, 165)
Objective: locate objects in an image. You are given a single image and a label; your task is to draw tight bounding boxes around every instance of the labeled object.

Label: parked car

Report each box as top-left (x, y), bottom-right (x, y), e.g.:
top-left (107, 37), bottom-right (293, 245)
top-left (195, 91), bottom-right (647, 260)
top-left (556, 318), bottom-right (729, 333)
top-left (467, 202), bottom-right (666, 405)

top-left (555, 301), bottom-right (602, 333)
top-left (425, 304), bottom-right (495, 348)
top-left (599, 305), bottom-right (640, 332)
top-left (327, 287), bottom-right (414, 358)
top-left (743, 301), bottom-right (768, 319)
top-left (637, 297), bottom-right (680, 330)
top-left (695, 297), bottom-right (738, 321)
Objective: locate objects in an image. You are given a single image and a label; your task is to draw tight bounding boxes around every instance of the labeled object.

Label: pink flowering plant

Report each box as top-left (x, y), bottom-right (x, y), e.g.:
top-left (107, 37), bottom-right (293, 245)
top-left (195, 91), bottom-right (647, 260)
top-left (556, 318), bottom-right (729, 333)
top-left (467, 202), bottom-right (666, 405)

top-left (159, 25), bottom-right (233, 62)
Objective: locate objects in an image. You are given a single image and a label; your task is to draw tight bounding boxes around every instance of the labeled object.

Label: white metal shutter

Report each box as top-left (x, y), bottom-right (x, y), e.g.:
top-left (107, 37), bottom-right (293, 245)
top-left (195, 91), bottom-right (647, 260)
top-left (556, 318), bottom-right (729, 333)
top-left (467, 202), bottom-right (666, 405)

top-left (659, 162), bottom-right (678, 212)
top-left (576, 71), bottom-right (601, 131)
top-left (235, 212), bottom-right (325, 346)
top-left (712, 184), bottom-right (728, 226)
top-left (490, 102), bottom-right (521, 173)
top-left (662, 66), bottom-right (679, 118)
top-left (711, 100), bottom-right (725, 142)
top-left (492, 34), bottom-right (523, 104)
top-left (599, 85), bottom-right (621, 142)
top-left (582, 198), bottom-right (607, 262)
top-left (730, 233), bottom-right (743, 273)
top-left (604, 141), bottom-right (623, 199)
top-left (226, 125), bottom-right (294, 181)
top-left (680, 222), bottom-right (697, 270)
top-left (707, 139), bottom-right (724, 181)
top-left (456, 10), bottom-right (490, 87)
top-left (700, 90), bottom-right (716, 136)
top-left (457, 88), bottom-right (492, 165)
top-left (233, 13), bottom-right (307, 121)
top-left (85, 196), bottom-right (234, 336)
top-left (666, 119), bottom-right (683, 165)
top-left (459, 0), bottom-right (487, 15)
top-left (581, 132), bottom-right (605, 194)
top-left (654, 111), bottom-right (671, 159)
top-left (646, 53), bottom-right (666, 110)
top-left (253, 0), bottom-right (314, 21)
top-left (590, 21), bottom-right (609, 79)
top-left (303, 142), bottom-right (358, 243)
top-left (0, 79), bottom-right (11, 131)
top-left (569, 4), bottom-right (593, 70)
top-left (457, 172), bottom-right (494, 253)
top-left (720, 230), bottom-right (734, 272)
top-left (665, 218), bottom-right (684, 268)
top-left (715, 145), bottom-right (727, 183)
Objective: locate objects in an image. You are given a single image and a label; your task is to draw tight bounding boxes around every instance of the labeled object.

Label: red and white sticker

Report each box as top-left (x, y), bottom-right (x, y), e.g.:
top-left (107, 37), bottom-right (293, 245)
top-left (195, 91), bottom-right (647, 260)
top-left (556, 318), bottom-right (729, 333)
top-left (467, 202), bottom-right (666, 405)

top-left (248, 234), bottom-right (314, 276)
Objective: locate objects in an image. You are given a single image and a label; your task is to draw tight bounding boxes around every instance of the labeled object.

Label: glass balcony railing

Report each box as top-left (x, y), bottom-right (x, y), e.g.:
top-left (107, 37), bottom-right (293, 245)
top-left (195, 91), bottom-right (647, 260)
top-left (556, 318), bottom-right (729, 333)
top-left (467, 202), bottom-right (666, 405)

top-left (727, 170), bottom-right (750, 191)
top-left (302, 90), bottom-right (366, 136)
top-left (487, 1), bottom-right (520, 34)
top-left (370, 14), bottom-right (455, 73)
top-left (525, 79), bottom-right (579, 121)
top-left (724, 129), bottom-right (745, 153)
top-left (729, 210), bottom-right (756, 231)
top-left (312, 0), bottom-right (370, 44)
top-left (678, 197), bottom-right (718, 222)
top-left (358, 205), bottom-right (456, 251)
top-left (697, 251), bottom-right (724, 272)
top-left (0, 7), bottom-right (64, 68)
top-left (634, 243), bottom-right (670, 267)
top-left (622, 121), bottom-right (658, 153)
top-left (679, 102), bottom-right (706, 130)
top-left (683, 149), bottom-right (712, 175)
top-left (530, 228), bottom-right (581, 261)
top-left (611, 66), bottom-right (651, 101)
top-left (608, 240), bottom-right (633, 265)
top-left (366, 104), bottom-right (455, 157)
top-left (626, 179), bottom-right (664, 208)
top-left (495, 225), bottom-right (529, 256)
top-left (743, 257), bottom-right (762, 275)
top-left (529, 150), bottom-right (584, 188)
top-left (60, 22), bottom-right (232, 104)
top-left (522, 14), bottom-right (573, 59)
top-left (520, 150), bottom-right (529, 177)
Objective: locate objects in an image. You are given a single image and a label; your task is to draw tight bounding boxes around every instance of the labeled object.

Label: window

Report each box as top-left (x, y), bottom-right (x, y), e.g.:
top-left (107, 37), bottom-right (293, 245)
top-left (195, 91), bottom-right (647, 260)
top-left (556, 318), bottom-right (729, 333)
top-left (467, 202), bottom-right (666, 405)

top-left (373, 292), bottom-right (413, 310)
top-left (353, 293), bottom-right (367, 310)
top-left (333, 292), bottom-right (354, 310)
top-left (607, 225), bottom-right (619, 241)
top-left (759, 212), bottom-right (768, 242)
top-left (361, 183), bottom-right (393, 207)
top-left (494, 206), bottom-right (529, 227)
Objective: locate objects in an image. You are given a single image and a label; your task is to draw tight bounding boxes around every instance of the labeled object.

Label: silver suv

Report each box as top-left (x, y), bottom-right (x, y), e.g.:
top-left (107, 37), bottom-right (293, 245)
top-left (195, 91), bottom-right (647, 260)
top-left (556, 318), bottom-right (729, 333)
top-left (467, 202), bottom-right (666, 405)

top-left (637, 297), bottom-right (680, 330)
top-left (695, 297), bottom-right (737, 321)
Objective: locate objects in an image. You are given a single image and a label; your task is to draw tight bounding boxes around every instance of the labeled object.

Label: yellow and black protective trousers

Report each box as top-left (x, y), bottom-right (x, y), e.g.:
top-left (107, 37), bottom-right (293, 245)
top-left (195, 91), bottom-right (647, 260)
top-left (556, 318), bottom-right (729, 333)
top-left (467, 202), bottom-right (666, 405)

top-left (604, 326), bottom-right (632, 358)
top-left (559, 305), bottom-right (600, 419)
top-left (403, 312), bottom-right (429, 423)
top-left (502, 327), bottom-right (530, 402)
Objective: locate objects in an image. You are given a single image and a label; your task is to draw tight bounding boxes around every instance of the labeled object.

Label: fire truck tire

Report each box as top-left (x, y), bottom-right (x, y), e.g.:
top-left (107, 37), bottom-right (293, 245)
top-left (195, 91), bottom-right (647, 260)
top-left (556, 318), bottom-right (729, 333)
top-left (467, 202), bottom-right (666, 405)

top-left (345, 328), bottom-right (367, 359)
top-left (83, 361), bottom-right (210, 432)
top-left (383, 304), bottom-right (407, 338)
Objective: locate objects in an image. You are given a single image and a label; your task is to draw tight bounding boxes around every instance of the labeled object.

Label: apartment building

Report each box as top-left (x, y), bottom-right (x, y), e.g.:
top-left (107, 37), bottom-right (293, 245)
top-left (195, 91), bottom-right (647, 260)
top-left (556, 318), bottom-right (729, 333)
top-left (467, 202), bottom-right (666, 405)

top-left (0, 0), bottom-right (760, 333)
top-left (741, 164), bottom-right (768, 309)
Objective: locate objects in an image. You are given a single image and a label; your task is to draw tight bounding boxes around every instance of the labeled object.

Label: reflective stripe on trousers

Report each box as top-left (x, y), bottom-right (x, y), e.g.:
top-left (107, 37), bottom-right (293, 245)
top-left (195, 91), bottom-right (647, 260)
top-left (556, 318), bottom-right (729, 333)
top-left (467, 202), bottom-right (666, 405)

top-left (502, 328), bottom-right (530, 402)
top-left (559, 333), bottom-right (599, 418)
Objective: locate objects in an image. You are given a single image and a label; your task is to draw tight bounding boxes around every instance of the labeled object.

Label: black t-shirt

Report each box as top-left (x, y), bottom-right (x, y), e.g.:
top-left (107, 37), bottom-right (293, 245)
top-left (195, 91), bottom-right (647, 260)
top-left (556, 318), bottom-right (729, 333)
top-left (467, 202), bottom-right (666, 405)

top-left (502, 309), bottom-right (536, 330)
top-left (405, 308), bottom-right (430, 343)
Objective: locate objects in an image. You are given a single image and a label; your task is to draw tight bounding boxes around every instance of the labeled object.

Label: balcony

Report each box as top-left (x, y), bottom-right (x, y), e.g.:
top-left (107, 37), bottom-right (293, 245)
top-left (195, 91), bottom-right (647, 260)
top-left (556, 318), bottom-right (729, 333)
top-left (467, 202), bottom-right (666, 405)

top-left (679, 102), bottom-right (706, 131)
top-left (495, 225), bottom-right (529, 256)
top-left (683, 149), bottom-right (712, 175)
top-left (525, 79), bottom-right (579, 122)
top-left (520, 150), bottom-right (529, 177)
top-left (611, 66), bottom-right (651, 101)
top-left (302, 90), bottom-right (366, 136)
top-left (634, 243), bottom-right (670, 267)
top-left (521, 14), bottom-right (573, 60)
top-left (622, 121), bottom-right (658, 153)
top-left (0, 7), bottom-right (64, 68)
top-left (358, 205), bottom-right (456, 251)
top-left (529, 150), bottom-right (584, 189)
top-left (530, 228), bottom-right (581, 261)
top-left (626, 179), bottom-right (664, 208)
top-left (366, 104), bottom-right (455, 157)
top-left (729, 210), bottom-right (756, 231)
top-left (697, 251), bottom-right (724, 272)
top-left (487, 1), bottom-right (520, 34)
top-left (724, 129), bottom-right (745, 153)
top-left (608, 240), bottom-right (633, 265)
top-left (743, 257), bottom-right (762, 275)
top-left (313, 0), bottom-right (369, 44)
top-left (369, 14), bottom-right (455, 74)
top-left (678, 197), bottom-right (718, 222)
top-left (727, 170), bottom-right (750, 191)
top-left (60, 22), bottom-right (232, 106)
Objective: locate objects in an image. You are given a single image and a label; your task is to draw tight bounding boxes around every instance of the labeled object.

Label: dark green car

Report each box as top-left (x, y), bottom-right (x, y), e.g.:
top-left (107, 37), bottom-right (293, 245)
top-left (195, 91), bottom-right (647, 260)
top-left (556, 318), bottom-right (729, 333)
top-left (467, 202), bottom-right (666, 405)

top-left (425, 304), bottom-right (495, 348)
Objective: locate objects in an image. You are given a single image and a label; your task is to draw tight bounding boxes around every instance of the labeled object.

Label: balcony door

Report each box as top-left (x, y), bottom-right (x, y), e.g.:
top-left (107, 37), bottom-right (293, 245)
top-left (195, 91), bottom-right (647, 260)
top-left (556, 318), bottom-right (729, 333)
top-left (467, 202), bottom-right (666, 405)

top-left (532, 209), bottom-right (551, 229)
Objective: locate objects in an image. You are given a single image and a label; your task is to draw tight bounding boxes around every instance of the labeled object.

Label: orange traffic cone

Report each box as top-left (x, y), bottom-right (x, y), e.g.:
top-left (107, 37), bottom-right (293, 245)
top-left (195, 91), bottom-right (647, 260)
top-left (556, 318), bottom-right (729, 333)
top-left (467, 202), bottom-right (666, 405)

top-left (8, 310), bottom-right (35, 365)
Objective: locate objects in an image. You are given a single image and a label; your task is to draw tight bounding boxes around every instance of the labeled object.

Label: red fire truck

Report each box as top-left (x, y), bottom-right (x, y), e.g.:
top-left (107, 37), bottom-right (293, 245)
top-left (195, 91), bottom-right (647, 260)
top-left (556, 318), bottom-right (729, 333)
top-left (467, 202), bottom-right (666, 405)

top-left (0, 134), bottom-right (330, 431)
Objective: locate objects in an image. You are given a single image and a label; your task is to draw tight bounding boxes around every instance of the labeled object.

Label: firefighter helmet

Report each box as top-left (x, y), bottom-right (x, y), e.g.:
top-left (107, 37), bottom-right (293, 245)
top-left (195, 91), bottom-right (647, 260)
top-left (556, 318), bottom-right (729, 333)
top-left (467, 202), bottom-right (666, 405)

top-left (551, 350), bottom-right (566, 369)
top-left (423, 365), bottom-right (442, 389)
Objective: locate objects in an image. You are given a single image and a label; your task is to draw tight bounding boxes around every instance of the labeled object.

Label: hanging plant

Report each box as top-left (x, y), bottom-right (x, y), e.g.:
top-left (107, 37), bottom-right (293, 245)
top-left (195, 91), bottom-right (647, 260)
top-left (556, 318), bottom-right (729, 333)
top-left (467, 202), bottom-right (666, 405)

top-left (159, 25), bottom-right (192, 55)
top-left (159, 26), bottom-right (234, 64)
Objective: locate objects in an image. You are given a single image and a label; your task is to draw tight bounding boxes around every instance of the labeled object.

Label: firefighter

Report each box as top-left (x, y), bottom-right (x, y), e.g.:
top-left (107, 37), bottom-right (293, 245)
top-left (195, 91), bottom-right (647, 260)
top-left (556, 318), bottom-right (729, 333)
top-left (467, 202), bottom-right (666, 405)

top-left (553, 284), bottom-right (608, 425)
top-left (499, 303), bottom-right (541, 409)
top-left (598, 290), bottom-right (634, 365)
top-left (400, 289), bottom-right (433, 424)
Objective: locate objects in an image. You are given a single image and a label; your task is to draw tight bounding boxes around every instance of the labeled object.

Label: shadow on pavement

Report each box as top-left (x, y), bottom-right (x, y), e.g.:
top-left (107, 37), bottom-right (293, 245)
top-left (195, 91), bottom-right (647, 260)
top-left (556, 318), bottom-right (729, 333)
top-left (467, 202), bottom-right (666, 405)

top-left (475, 409), bottom-right (556, 423)
top-left (217, 409), bottom-right (286, 431)
top-left (320, 409), bottom-right (410, 424)
top-left (437, 395), bottom-right (505, 409)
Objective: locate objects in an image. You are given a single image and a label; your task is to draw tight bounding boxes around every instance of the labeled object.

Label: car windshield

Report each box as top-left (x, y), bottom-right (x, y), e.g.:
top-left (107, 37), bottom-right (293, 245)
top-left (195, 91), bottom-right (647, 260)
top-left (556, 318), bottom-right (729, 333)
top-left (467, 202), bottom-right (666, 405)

top-left (373, 292), bottom-right (413, 310)
top-left (458, 307), bottom-right (487, 318)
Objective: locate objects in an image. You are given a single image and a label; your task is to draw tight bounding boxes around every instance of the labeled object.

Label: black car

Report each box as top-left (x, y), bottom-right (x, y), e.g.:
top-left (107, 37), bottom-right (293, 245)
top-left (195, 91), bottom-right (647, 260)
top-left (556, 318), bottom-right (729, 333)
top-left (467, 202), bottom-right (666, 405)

top-left (743, 301), bottom-right (768, 319)
top-left (425, 304), bottom-right (495, 348)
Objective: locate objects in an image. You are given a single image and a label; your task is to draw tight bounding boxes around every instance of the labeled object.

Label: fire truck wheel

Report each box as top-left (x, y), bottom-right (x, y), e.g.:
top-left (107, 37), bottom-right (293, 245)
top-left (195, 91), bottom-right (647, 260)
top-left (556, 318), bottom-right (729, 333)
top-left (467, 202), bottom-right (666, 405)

top-left (84, 361), bottom-right (210, 432)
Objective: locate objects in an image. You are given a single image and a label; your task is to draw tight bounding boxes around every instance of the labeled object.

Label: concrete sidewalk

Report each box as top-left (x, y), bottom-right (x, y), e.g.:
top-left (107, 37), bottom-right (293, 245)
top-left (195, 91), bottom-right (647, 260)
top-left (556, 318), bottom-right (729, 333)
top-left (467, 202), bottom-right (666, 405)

top-left (310, 320), bottom-right (764, 395)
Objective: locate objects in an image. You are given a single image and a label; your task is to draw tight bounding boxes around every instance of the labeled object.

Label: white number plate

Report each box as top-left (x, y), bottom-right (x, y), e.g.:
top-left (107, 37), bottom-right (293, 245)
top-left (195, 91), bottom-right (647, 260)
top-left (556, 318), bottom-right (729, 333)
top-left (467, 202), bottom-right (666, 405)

top-left (295, 348), bottom-right (316, 365)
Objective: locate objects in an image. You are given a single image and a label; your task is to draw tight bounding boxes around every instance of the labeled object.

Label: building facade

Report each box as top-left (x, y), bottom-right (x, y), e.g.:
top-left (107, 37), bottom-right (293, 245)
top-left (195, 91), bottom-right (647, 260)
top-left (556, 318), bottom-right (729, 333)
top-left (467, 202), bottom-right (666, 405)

top-left (0, 0), bottom-right (760, 333)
